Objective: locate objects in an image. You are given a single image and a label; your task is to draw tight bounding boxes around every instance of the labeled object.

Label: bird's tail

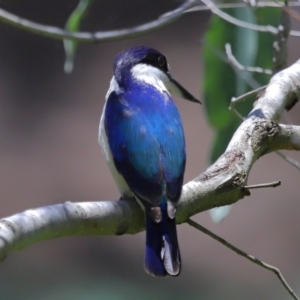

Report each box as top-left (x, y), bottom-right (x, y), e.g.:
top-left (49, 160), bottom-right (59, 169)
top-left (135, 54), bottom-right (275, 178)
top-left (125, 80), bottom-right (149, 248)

top-left (144, 199), bottom-right (181, 277)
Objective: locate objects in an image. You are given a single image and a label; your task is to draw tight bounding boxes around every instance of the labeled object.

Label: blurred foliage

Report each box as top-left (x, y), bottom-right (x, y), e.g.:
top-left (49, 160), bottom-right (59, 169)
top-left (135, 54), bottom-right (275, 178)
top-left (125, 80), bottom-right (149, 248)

top-left (64, 0), bottom-right (94, 73)
top-left (203, 6), bottom-right (281, 164)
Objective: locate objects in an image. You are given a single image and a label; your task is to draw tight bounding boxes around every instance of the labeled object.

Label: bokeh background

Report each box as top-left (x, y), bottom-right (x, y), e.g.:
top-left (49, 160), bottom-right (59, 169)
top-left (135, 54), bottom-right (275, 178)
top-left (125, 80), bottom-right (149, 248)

top-left (0, 0), bottom-right (300, 299)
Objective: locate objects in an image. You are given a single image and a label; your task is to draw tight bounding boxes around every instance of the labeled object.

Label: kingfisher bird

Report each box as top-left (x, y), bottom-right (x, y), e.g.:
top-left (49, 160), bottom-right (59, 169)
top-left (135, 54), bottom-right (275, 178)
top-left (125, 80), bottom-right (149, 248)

top-left (99, 46), bottom-right (200, 277)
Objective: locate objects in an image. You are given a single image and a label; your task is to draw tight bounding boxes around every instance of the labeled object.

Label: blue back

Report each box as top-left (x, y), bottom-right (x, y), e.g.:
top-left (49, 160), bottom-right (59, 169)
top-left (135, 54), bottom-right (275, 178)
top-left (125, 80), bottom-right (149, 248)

top-left (104, 82), bottom-right (185, 206)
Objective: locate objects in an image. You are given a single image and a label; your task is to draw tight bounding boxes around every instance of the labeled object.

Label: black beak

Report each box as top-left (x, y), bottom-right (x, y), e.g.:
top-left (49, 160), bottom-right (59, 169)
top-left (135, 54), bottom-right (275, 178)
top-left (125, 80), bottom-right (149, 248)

top-left (168, 77), bottom-right (201, 104)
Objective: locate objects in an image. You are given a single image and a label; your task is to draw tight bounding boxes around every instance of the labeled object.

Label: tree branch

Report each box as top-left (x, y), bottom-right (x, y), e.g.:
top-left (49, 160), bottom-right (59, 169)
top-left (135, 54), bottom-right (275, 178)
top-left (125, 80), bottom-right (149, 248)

top-left (1, 59), bottom-right (300, 262)
top-left (0, 0), bottom-right (197, 42)
top-left (200, 0), bottom-right (300, 37)
top-left (200, 0), bottom-right (278, 34)
top-left (225, 43), bottom-right (273, 74)
top-left (184, 1), bottom-right (300, 12)
top-left (1, 0), bottom-right (300, 43)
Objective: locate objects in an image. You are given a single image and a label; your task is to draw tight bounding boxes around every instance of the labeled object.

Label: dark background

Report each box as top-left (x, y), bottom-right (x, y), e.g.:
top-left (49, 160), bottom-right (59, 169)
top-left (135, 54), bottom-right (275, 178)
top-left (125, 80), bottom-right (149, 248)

top-left (0, 1), bottom-right (300, 299)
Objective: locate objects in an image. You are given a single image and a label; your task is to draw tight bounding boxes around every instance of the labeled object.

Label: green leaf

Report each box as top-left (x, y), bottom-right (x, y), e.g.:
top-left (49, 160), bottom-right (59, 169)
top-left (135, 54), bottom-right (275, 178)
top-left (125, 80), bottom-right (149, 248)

top-left (202, 7), bottom-right (282, 221)
top-left (203, 7), bottom-right (281, 163)
top-left (63, 0), bottom-right (93, 73)
top-left (203, 14), bottom-right (237, 132)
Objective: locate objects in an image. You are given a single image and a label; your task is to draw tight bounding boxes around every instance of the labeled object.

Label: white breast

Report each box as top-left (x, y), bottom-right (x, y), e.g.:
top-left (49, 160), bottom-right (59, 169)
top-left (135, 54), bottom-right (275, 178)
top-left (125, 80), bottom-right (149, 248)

top-left (99, 77), bottom-right (133, 198)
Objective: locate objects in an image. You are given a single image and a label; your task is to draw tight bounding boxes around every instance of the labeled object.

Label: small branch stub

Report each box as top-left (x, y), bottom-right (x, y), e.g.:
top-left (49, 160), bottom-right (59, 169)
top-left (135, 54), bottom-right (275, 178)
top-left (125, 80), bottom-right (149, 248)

top-left (244, 180), bottom-right (281, 190)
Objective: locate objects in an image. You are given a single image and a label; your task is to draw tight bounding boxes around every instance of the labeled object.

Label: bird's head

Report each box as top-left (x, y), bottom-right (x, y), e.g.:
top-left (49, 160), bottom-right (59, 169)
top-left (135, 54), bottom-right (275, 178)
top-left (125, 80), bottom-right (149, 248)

top-left (113, 46), bottom-right (201, 104)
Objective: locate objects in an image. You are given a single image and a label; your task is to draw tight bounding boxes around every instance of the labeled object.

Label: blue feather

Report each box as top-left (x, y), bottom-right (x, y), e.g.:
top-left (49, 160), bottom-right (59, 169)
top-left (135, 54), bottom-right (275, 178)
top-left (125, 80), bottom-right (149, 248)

top-left (145, 195), bottom-right (181, 277)
top-left (105, 83), bottom-right (185, 204)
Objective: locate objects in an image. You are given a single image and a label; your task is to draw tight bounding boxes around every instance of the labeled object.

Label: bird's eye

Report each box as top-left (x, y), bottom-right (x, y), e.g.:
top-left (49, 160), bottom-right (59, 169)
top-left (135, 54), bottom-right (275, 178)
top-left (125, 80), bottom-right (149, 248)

top-left (158, 56), bottom-right (165, 67)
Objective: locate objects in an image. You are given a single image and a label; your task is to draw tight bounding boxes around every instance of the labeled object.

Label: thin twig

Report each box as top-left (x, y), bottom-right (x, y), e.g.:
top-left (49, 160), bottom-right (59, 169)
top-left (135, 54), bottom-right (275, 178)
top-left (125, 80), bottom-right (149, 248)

top-left (1, 0), bottom-right (300, 42)
top-left (229, 102), bottom-right (245, 121)
top-left (0, 0), bottom-right (197, 42)
top-left (204, 41), bottom-right (265, 121)
top-left (230, 86), bottom-right (266, 106)
top-left (244, 180), bottom-right (281, 189)
top-left (276, 151), bottom-right (300, 171)
top-left (229, 86), bottom-right (267, 121)
top-left (290, 30), bottom-right (300, 37)
top-left (183, 1), bottom-right (300, 12)
top-left (199, 0), bottom-right (300, 37)
top-left (201, 0), bottom-right (278, 34)
top-left (272, 0), bottom-right (290, 73)
top-left (225, 43), bottom-right (273, 75)
top-left (187, 219), bottom-right (299, 300)
top-left (203, 38), bottom-right (257, 117)
top-left (202, 40), bottom-right (261, 89)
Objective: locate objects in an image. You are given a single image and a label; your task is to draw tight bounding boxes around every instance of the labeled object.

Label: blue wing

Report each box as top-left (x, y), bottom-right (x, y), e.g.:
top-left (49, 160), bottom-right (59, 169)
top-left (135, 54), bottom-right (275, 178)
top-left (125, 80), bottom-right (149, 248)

top-left (104, 84), bottom-right (185, 205)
